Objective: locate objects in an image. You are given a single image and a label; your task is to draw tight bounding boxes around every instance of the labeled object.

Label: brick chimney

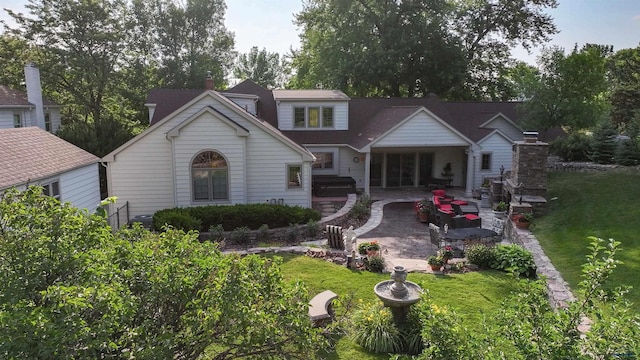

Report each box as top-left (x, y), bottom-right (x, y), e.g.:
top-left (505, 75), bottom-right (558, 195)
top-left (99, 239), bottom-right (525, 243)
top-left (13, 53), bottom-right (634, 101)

top-left (24, 62), bottom-right (45, 130)
top-left (205, 71), bottom-right (214, 90)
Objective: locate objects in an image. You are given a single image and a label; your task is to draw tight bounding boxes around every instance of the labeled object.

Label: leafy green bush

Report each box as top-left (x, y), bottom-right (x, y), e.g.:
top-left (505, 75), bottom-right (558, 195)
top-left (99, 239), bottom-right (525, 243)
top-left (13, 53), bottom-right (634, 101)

top-left (208, 224), bottom-right (225, 242)
top-left (615, 138), bottom-right (640, 165)
top-left (230, 226), bottom-right (251, 245)
top-left (491, 244), bottom-right (537, 278)
top-left (349, 201), bottom-right (370, 220)
top-left (465, 244), bottom-right (496, 269)
top-left (365, 255), bottom-right (385, 273)
top-left (306, 219), bottom-right (321, 238)
top-left (351, 302), bottom-right (402, 353)
top-left (154, 204), bottom-right (321, 232)
top-left (549, 132), bottom-right (592, 161)
top-left (152, 208), bottom-right (201, 232)
top-left (255, 224), bottom-right (270, 243)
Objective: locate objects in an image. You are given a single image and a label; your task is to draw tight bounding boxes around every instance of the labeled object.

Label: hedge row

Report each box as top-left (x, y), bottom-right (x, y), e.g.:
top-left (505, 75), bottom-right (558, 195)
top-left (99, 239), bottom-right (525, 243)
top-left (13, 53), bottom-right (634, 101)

top-left (152, 203), bottom-right (321, 232)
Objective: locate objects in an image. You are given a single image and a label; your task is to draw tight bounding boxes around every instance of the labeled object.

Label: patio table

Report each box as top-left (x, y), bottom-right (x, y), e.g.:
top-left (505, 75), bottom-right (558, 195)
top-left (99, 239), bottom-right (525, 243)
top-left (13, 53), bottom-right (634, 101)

top-left (456, 203), bottom-right (479, 215)
top-left (442, 227), bottom-right (497, 241)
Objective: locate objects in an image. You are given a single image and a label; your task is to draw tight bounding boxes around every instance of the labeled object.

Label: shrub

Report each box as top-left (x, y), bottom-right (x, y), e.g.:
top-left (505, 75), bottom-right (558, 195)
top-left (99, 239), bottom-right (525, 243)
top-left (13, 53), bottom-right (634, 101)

top-left (208, 224), bottom-right (225, 242)
top-left (351, 302), bottom-right (402, 353)
top-left (465, 244), bottom-right (496, 269)
top-left (230, 226), bottom-right (251, 245)
top-left (492, 244), bottom-right (537, 278)
top-left (255, 224), bottom-right (270, 243)
top-left (349, 201), bottom-right (370, 220)
top-left (365, 255), bottom-right (385, 273)
top-left (284, 223), bottom-right (298, 243)
top-left (306, 219), bottom-right (321, 238)
top-left (549, 132), bottom-right (592, 161)
top-left (154, 204), bottom-right (321, 232)
top-left (152, 208), bottom-right (201, 232)
top-left (590, 121), bottom-right (618, 164)
top-left (615, 138), bottom-right (640, 165)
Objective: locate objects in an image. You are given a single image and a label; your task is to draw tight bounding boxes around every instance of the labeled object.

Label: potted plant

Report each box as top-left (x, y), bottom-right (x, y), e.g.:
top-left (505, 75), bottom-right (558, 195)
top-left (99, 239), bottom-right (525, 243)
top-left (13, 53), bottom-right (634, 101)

top-left (493, 201), bottom-right (508, 219)
top-left (514, 213), bottom-right (533, 230)
top-left (427, 255), bottom-right (445, 271)
top-left (439, 245), bottom-right (454, 263)
top-left (358, 241), bottom-right (380, 257)
top-left (417, 199), bottom-right (430, 222)
top-left (441, 162), bottom-right (454, 178)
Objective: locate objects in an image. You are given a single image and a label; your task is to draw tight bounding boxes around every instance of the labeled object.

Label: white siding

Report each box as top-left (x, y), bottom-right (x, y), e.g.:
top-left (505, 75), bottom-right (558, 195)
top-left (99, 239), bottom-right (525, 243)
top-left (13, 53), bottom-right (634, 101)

top-left (0, 109), bottom-right (28, 129)
top-left (338, 147), bottom-right (366, 189)
top-left (58, 164), bottom-right (101, 210)
top-left (107, 92), bottom-right (313, 218)
top-left (475, 133), bottom-right (513, 188)
top-left (307, 146), bottom-right (339, 176)
top-left (277, 101), bottom-right (348, 130)
top-left (484, 117), bottom-right (522, 141)
top-left (172, 112), bottom-right (247, 206)
top-left (373, 112), bottom-right (469, 147)
top-left (227, 98), bottom-right (256, 116)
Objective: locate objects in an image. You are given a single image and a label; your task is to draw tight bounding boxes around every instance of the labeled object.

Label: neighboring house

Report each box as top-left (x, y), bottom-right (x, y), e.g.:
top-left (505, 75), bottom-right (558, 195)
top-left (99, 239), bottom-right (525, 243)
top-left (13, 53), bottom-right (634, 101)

top-left (102, 79), bottom-right (528, 220)
top-left (0, 63), bottom-right (62, 133)
top-left (0, 127), bottom-right (100, 210)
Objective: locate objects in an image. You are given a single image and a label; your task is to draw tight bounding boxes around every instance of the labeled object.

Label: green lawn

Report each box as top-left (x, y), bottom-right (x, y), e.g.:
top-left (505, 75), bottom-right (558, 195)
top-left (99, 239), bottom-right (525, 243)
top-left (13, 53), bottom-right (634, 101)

top-left (535, 170), bottom-right (640, 311)
top-left (272, 254), bottom-right (519, 360)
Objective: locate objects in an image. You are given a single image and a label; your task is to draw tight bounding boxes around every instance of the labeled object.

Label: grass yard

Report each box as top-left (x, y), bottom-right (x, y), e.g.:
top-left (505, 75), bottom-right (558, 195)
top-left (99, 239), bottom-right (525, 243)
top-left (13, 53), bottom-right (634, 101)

top-left (535, 170), bottom-right (640, 311)
top-left (271, 253), bottom-right (520, 360)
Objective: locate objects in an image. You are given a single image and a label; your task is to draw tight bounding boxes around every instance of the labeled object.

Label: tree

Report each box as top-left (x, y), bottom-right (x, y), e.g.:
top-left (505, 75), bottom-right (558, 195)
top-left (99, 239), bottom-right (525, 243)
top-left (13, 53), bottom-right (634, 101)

top-left (608, 46), bottom-right (640, 132)
top-left (517, 44), bottom-right (611, 134)
top-left (0, 187), bottom-right (323, 359)
top-left (290, 0), bottom-right (558, 99)
top-left (590, 120), bottom-right (618, 164)
top-left (233, 46), bottom-right (288, 89)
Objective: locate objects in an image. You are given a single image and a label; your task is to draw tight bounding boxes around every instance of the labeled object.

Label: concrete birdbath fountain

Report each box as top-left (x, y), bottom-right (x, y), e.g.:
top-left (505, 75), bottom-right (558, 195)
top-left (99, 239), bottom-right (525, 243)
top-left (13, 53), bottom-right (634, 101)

top-left (374, 265), bottom-right (423, 324)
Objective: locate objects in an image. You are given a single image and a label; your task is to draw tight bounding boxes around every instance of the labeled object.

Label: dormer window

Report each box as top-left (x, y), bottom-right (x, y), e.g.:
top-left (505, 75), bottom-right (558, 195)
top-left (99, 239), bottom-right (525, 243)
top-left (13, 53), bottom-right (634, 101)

top-left (293, 106), bottom-right (334, 129)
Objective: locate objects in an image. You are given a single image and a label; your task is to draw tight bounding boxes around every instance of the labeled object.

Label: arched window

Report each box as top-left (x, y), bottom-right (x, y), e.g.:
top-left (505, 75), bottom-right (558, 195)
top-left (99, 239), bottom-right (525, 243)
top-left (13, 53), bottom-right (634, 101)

top-left (192, 151), bottom-right (228, 201)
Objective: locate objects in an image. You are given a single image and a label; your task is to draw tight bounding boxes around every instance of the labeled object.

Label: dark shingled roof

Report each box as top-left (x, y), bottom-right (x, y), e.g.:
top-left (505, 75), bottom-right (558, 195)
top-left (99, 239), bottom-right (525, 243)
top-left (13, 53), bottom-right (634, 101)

top-left (0, 127), bottom-right (99, 189)
top-left (0, 85), bottom-right (59, 107)
top-left (147, 88), bottom-right (205, 125)
top-left (144, 81), bottom-right (528, 149)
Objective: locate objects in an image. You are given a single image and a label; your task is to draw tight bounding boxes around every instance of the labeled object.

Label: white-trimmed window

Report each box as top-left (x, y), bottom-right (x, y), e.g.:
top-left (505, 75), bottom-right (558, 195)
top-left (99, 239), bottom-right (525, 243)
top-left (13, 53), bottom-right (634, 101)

top-left (13, 114), bottom-right (21, 128)
top-left (287, 164), bottom-right (302, 189)
top-left (293, 106), bottom-right (334, 128)
top-left (481, 153), bottom-right (492, 171)
top-left (41, 180), bottom-right (60, 200)
top-left (312, 152), bottom-right (334, 169)
top-left (192, 151), bottom-right (229, 201)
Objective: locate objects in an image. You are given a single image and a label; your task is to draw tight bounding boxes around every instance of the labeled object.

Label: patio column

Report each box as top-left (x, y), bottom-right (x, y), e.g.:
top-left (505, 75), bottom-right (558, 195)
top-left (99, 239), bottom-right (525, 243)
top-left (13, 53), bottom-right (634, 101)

top-left (465, 149), bottom-right (474, 197)
top-left (364, 152), bottom-right (371, 196)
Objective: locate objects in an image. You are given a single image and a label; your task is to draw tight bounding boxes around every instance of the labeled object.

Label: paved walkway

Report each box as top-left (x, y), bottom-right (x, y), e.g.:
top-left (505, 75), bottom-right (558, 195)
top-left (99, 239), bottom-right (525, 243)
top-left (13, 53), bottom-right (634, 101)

top-left (314, 191), bottom-right (576, 312)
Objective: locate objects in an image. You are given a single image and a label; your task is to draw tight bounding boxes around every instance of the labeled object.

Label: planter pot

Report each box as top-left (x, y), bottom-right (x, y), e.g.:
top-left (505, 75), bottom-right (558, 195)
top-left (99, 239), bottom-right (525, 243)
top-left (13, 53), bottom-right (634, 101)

top-left (418, 212), bottom-right (429, 223)
top-left (515, 220), bottom-right (530, 230)
top-left (492, 210), bottom-right (506, 219)
top-left (367, 250), bottom-right (379, 257)
top-left (429, 264), bottom-right (442, 271)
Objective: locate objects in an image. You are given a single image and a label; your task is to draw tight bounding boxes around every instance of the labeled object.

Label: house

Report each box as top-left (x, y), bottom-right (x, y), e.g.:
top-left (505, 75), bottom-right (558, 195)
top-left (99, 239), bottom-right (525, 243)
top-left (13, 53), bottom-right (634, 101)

top-left (0, 127), bottom-right (101, 210)
top-left (0, 63), bottom-right (62, 133)
top-left (102, 79), bottom-right (526, 221)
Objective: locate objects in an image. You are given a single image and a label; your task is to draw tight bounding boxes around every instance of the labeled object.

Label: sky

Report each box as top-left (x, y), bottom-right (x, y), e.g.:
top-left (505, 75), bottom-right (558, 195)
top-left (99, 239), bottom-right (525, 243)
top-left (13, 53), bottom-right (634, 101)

top-left (1, 0), bottom-right (639, 65)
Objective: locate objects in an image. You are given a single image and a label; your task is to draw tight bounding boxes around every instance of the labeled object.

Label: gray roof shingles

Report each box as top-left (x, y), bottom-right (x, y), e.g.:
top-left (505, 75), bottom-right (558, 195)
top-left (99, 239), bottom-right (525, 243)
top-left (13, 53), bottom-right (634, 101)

top-left (0, 85), bottom-right (59, 107)
top-left (0, 127), bottom-right (99, 189)
top-left (145, 80), bottom-right (525, 149)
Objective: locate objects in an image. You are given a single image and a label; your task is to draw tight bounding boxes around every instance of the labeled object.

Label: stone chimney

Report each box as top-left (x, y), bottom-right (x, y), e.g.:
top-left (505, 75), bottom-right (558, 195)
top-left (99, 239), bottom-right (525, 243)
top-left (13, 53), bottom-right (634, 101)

top-left (205, 71), bottom-right (214, 90)
top-left (24, 62), bottom-right (45, 130)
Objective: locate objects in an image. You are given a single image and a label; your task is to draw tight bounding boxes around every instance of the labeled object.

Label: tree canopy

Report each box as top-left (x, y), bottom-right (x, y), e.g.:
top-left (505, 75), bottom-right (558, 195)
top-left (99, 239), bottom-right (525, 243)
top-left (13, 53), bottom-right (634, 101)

top-left (516, 44), bottom-right (611, 134)
top-left (233, 46), bottom-right (289, 89)
top-left (290, 0), bottom-right (558, 99)
top-left (0, 187), bottom-right (323, 359)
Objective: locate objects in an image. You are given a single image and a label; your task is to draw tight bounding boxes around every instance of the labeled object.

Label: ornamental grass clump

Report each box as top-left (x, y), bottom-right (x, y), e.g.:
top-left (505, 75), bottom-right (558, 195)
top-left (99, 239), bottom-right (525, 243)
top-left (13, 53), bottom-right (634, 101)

top-left (351, 302), bottom-right (402, 354)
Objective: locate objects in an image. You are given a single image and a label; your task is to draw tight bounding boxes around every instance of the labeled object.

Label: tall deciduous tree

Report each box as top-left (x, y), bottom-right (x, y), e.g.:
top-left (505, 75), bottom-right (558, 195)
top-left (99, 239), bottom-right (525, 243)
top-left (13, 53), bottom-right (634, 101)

top-left (608, 46), bottom-right (640, 132)
top-left (233, 46), bottom-right (288, 89)
top-left (290, 0), bottom-right (557, 99)
top-left (517, 44), bottom-right (611, 134)
top-left (0, 187), bottom-right (324, 359)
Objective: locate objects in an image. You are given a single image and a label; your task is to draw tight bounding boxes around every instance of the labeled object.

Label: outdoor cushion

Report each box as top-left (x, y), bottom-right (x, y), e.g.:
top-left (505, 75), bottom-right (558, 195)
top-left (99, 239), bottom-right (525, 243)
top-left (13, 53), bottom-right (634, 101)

top-left (450, 200), bottom-right (468, 206)
top-left (432, 189), bottom-right (446, 197)
top-left (464, 214), bottom-right (480, 220)
top-left (440, 204), bottom-right (453, 211)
